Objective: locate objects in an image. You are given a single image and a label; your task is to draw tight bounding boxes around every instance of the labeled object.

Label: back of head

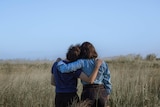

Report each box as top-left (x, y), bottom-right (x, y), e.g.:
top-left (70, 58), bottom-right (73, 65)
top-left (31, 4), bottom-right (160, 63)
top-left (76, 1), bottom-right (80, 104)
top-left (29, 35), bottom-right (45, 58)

top-left (66, 44), bottom-right (81, 62)
top-left (80, 41), bottom-right (98, 59)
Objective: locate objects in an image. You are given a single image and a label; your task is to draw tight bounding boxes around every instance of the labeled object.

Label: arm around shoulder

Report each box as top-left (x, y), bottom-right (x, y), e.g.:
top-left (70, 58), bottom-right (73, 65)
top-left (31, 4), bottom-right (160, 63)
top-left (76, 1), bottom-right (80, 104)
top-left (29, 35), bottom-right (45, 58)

top-left (79, 59), bottom-right (102, 84)
top-left (57, 59), bottom-right (84, 73)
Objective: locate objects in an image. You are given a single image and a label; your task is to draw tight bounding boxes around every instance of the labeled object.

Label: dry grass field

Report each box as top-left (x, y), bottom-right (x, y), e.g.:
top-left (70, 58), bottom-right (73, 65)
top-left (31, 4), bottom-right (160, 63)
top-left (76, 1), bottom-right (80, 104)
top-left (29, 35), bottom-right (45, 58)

top-left (0, 58), bottom-right (160, 107)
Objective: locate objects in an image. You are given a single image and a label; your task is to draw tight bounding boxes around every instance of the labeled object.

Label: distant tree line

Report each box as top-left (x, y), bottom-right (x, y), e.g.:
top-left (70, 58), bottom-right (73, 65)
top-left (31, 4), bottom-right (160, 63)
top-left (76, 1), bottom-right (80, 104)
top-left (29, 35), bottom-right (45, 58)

top-left (109, 53), bottom-right (160, 61)
top-left (136, 53), bottom-right (159, 61)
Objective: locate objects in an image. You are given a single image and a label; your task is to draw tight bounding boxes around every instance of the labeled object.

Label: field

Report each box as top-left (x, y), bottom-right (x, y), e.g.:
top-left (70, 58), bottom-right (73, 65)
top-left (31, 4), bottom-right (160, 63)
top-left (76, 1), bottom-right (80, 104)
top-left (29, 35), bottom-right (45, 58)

top-left (0, 58), bottom-right (160, 107)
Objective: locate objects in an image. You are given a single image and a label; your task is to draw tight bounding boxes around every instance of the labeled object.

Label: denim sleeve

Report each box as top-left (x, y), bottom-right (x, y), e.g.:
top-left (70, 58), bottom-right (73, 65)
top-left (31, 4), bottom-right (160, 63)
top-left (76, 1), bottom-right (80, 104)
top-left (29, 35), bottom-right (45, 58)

top-left (56, 59), bottom-right (84, 73)
top-left (102, 63), bottom-right (112, 94)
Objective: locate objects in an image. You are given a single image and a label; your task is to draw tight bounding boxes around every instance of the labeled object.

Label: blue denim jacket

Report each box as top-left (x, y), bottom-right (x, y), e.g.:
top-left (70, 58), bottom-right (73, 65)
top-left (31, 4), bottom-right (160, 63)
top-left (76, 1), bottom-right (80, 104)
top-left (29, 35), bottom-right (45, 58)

top-left (57, 59), bottom-right (112, 94)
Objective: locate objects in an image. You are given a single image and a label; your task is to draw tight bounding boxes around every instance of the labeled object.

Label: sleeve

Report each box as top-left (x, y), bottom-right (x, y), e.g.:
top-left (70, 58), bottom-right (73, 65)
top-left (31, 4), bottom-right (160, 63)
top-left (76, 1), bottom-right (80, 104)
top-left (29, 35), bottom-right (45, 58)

top-left (51, 62), bottom-right (58, 74)
top-left (74, 69), bottom-right (82, 78)
top-left (102, 62), bottom-right (112, 94)
top-left (56, 59), bottom-right (84, 73)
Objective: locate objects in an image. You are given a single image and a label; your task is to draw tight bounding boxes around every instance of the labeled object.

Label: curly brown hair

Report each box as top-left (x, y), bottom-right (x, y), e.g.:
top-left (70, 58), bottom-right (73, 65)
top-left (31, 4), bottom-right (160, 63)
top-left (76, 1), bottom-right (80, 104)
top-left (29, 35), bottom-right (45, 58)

top-left (66, 44), bottom-right (81, 62)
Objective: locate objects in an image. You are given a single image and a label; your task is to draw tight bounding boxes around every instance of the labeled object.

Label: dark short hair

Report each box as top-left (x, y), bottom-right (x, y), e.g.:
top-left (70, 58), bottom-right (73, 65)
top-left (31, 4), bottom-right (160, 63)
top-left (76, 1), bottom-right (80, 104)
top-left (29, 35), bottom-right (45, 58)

top-left (66, 44), bottom-right (81, 62)
top-left (80, 41), bottom-right (98, 59)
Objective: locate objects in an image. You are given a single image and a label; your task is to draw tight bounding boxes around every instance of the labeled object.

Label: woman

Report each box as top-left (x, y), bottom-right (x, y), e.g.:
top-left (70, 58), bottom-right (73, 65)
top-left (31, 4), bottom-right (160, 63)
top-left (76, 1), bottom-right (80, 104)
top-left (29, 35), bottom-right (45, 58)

top-left (57, 41), bottom-right (112, 107)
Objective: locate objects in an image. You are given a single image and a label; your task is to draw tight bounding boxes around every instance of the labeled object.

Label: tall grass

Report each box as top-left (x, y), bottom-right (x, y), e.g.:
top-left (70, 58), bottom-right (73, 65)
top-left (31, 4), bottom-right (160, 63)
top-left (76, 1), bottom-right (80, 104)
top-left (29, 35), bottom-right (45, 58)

top-left (0, 59), bottom-right (160, 107)
top-left (108, 60), bottom-right (160, 107)
top-left (0, 62), bottom-right (54, 107)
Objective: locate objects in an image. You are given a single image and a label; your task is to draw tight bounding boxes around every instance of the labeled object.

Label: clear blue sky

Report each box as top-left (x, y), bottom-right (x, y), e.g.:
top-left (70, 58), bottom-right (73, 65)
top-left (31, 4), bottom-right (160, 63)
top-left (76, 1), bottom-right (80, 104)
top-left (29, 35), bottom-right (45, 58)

top-left (0, 0), bottom-right (160, 60)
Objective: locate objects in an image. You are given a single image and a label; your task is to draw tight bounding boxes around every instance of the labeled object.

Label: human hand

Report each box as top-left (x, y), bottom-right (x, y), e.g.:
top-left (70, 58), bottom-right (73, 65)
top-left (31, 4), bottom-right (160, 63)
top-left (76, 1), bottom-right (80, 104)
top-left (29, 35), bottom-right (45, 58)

top-left (55, 58), bottom-right (62, 62)
top-left (95, 59), bottom-right (102, 67)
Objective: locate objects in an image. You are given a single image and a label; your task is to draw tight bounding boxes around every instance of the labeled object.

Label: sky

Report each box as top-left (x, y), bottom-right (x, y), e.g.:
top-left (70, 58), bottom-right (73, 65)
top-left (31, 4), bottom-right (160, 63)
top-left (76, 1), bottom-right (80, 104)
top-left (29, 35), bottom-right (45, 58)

top-left (0, 0), bottom-right (160, 60)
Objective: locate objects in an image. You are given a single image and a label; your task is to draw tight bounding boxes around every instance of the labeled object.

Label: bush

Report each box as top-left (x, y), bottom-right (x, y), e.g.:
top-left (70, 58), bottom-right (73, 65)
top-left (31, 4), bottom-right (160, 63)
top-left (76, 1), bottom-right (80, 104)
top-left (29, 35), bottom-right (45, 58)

top-left (145, 54), bottom-right (157, 61)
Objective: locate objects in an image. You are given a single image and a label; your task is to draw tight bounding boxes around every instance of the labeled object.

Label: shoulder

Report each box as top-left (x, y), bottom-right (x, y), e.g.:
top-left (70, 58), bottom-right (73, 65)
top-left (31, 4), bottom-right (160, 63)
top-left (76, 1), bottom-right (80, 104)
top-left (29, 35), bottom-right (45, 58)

top-left (52, 62), bottom-right (58, 68)
top-left (101, 61), bottom-right (109, 69)
top-left (51, 62), bottom-right (57, 74)
top-left (52, 60), bottom-right (67, 70)
top-left (83, 59), bottom-right (95, 63)
top-left (75, 59), bottom-right (86, 65)
top-left (62, 60), bottom-right (69, 64)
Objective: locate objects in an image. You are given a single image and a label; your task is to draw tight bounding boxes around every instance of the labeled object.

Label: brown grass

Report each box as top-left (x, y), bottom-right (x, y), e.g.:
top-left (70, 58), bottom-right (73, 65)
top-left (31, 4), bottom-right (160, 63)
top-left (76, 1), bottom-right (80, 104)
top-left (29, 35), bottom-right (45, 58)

top-left (0, 59), bottom-right (160, 107)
